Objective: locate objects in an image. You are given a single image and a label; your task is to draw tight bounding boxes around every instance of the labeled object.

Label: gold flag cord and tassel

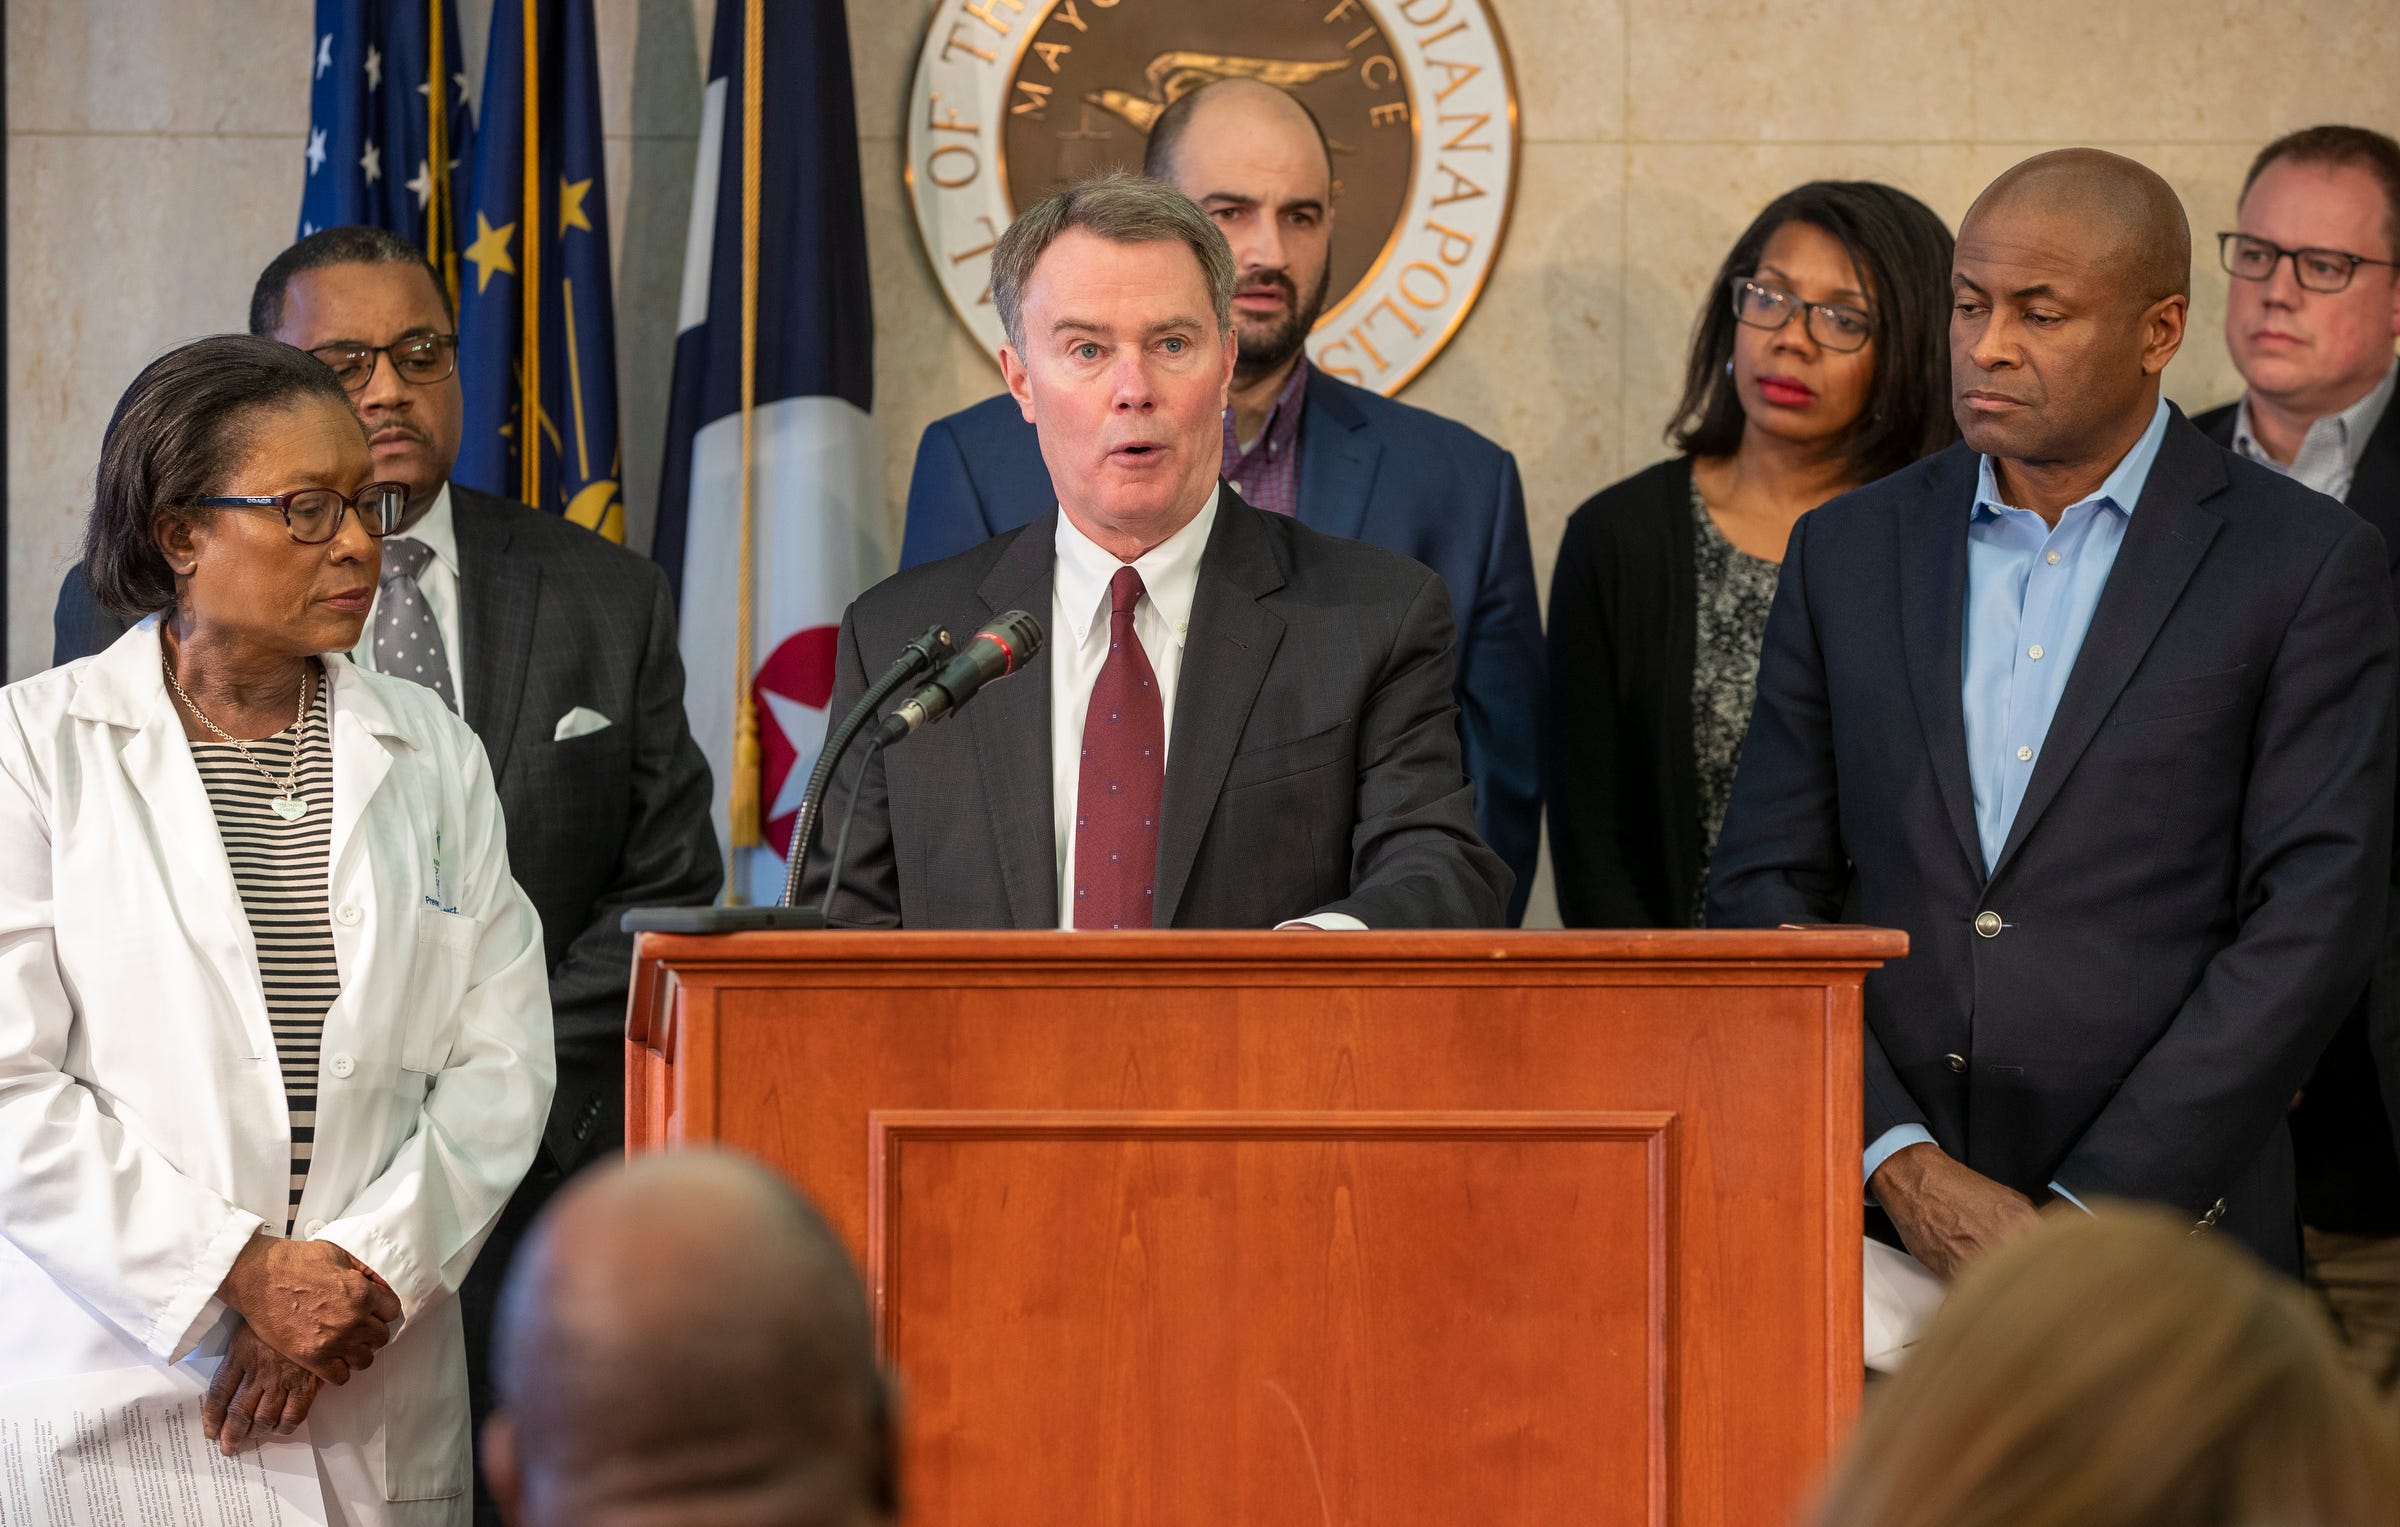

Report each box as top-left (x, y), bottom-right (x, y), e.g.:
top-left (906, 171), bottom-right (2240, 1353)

top-left (723, 0), bottom-right (769, 898)
top-left (517, 0), bottom-right (543, 515)
top-left (424, 4), bottom-right (459, 308)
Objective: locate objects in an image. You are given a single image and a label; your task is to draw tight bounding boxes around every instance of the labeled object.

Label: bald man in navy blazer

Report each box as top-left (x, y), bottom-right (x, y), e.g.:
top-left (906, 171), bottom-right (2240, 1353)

top-left (1711, 151), bottom-right (2397, 1279)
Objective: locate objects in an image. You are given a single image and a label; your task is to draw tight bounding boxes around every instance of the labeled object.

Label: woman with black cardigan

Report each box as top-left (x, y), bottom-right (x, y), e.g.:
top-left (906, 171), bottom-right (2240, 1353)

top-left (1550, 181), bottom-right (1958, 926)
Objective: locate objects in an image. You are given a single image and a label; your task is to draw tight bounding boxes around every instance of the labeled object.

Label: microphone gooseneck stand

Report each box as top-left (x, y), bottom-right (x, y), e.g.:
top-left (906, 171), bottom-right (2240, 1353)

top-left (779, 624), bottom-right (951, 910)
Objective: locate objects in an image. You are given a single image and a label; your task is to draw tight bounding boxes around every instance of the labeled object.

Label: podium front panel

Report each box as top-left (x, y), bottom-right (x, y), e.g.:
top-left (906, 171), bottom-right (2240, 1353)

top-left (627, 929), bottom-right (1901, 1527)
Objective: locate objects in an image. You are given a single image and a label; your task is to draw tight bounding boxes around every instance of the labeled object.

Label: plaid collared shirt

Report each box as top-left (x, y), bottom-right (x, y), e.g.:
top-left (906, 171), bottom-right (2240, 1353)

top-left (1221, 358), bottom-right (1310, 516)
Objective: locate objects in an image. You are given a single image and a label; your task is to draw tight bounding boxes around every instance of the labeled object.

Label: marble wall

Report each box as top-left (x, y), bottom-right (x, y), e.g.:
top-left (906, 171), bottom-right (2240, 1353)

top-left (9, 2), bottom-right (2399, 904)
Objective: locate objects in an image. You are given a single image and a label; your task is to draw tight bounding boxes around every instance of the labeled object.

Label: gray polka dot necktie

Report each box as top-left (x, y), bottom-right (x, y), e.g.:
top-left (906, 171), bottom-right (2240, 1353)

top-left (374, 536), bottom-right (458, 711)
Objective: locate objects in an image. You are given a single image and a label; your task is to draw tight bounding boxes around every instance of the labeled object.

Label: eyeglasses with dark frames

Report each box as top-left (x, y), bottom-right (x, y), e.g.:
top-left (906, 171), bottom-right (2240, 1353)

top-left (1728, 276), bottom-right (1873, 353)
top-left (196, 482), bottom-right (412, 544)
top-left (306, 333), bottom-right (460, 392)
top-left (2217, 232), bottom-right (2399, 295)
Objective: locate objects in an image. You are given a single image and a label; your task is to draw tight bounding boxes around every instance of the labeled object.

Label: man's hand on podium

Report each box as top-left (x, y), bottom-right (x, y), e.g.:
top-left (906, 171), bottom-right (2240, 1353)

top-left (1870, 1141), bottom-right (2041, 1280)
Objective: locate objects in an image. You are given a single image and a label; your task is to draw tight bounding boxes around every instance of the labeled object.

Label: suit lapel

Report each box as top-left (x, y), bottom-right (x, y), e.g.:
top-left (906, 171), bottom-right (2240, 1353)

top-left (1155, 496), bottom-right (1287, 924)
top-left (1897, 448), bottom-right (1984, 878)
top-left (968, 520), bottom-right (1060, 928)
top-left (2345, 395), bottom-right (2400, 577)
top-left (450, 486), bottom-right (538, 781)
top-left (1296, 367), bottom-right (1378, 543)
top-left (1990, 419), bottom-right (2226, 879)
top-left (323, 659), bottom-right (402, 889)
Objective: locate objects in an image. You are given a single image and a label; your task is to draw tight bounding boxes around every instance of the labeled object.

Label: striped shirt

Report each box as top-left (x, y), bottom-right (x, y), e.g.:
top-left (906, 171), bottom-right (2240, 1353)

top-left (189, 667), bottom-right (336, 1233)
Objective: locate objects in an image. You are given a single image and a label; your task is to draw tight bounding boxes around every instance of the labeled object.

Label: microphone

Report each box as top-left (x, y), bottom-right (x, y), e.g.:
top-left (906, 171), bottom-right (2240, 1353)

top-left (774, 622), bottom-right (953, 913)
top-left (874, 610), bottom-right (1044, 747)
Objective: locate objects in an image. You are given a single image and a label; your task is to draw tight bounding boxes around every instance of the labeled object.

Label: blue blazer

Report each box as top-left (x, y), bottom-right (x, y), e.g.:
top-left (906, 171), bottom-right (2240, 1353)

top-left (1707, 412), bottom-right (2397, 1273)
top-left (901, 368), bottom-right (1545, 921)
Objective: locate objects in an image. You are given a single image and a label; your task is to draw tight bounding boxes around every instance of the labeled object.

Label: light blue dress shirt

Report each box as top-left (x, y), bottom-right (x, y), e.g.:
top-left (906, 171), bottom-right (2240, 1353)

top-left (1863, 397), bottom-right (2173, 1203)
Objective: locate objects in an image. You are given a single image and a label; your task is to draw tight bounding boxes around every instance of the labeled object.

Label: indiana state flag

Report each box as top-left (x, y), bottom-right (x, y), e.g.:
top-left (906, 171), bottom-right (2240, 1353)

top-left (454, 0), bottom-right (625, 539)
top-left (654, 0), bottom-right (886, 906)
top-left (299, 0), bottom-right (475, 296)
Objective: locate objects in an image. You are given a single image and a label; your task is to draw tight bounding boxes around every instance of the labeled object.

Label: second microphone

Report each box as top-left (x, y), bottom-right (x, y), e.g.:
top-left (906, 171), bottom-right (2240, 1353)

top-left (873, 610), bottom-right (1046, 747)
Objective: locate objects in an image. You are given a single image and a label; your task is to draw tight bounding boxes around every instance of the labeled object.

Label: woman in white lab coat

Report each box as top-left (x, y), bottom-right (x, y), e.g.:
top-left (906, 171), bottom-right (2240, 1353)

top-left (0, 334), bottom-right (554, 1525)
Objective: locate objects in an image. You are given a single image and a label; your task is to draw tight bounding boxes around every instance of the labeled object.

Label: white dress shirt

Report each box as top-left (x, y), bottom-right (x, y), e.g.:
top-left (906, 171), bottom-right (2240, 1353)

top-left (1048, 492), bottom-right (1364, 930)
top-left (350, 482), bottom-right (467, 710)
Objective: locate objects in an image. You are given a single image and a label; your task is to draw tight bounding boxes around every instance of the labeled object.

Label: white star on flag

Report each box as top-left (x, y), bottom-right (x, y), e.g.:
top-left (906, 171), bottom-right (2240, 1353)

top-left (406, 159), bottom-right (434, 209)
top-left (364, 45), bottom-right (381, 91)
top-left (760, 686), bottom-right (828, 823)
top-left (360, 139), bottom-right (382, 185)
top-left (314, 33), bottom-right (331, 79)
top-left (305, 127), bottom-right (327, 175)
top-left (420, 71), bottom-right (477, 113)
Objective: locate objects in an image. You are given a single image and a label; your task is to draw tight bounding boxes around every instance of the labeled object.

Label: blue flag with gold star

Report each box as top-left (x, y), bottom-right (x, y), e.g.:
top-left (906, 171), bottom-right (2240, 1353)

top-left (454, 0), bottom-right (624, 539)
top-left (299, 0), bottom-right (475, 301)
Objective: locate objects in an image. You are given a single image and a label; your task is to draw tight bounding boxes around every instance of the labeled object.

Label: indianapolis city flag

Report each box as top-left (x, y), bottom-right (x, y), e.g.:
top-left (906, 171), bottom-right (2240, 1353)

top-left (654, 0), bottom-right (886, 908)
top-left (299, 0), bottom-right (475, 297)
top-left (454, 0), bottom-right (626, 539)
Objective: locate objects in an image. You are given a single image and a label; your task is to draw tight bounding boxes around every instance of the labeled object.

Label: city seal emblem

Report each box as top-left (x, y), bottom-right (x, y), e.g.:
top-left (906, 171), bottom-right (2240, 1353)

top-left (906, 0), bottom-right (1519, 396)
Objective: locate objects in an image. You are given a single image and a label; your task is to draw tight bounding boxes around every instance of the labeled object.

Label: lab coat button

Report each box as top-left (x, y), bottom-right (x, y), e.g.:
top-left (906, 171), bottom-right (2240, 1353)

top-left (328, 1053), bottom-right (356, 1079)
top-left (302, 1218), bottom-right (327, 1238)
top-left (334, 904), bottom-right (362, 926)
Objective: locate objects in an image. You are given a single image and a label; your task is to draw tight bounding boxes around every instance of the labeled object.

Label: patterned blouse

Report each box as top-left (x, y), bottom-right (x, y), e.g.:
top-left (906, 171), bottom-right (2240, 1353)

top-left (190, 667), bottom-right (336, 1232)
top-left (1688, 482), bottom-right (1784, 923)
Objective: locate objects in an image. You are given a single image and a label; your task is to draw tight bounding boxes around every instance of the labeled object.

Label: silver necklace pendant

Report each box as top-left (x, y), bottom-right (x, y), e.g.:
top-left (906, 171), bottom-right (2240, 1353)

top-left (164, 658), bottom-right (314, 812)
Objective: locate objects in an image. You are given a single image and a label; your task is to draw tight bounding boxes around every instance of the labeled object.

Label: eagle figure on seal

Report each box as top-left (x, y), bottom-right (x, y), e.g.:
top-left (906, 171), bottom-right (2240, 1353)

top-left (1085, 52), bottom-right (1351, 136)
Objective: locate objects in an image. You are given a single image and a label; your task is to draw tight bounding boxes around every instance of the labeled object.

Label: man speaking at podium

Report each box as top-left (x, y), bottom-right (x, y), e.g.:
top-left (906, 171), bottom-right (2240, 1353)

top-left (800, 174), bottom-right (1509, 930)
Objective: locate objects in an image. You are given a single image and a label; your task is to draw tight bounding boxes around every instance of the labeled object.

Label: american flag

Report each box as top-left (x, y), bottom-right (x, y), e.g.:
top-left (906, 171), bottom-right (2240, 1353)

top-left (298, 0), bottom-right (475, 302)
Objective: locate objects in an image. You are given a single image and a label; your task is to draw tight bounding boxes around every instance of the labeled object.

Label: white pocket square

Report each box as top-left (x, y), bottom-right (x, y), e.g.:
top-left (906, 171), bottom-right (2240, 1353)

top-left (554, 706), bottom-right (614, 741)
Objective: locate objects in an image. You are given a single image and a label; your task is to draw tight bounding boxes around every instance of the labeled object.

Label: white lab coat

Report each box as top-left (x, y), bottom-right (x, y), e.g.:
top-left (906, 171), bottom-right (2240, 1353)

top-left (0, 620), bottom-right (554, 1526)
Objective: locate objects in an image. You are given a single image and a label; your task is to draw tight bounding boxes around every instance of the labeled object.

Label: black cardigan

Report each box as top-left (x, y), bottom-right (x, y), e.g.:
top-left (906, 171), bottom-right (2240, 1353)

top-left (1547, 457), bottom-right (1705, 928)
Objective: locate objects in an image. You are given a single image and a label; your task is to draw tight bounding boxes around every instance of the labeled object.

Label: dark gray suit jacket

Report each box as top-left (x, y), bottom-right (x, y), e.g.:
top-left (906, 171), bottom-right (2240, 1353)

top-left (802, 489), bottom-right (1511, 929)
top-left (52, 484), bottom-right (722, 1171)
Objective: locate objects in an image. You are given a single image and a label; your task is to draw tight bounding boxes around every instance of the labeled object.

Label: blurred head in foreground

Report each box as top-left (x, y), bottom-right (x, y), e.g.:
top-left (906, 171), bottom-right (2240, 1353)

top-left (482, 1149), bottom-right (897, 1527)
top-left (1814, 1205), bottom-right (2400, 1527)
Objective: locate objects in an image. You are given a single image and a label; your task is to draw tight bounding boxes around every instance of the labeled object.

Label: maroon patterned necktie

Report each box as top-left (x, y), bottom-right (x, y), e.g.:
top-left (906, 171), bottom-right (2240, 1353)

top-left (1073, 566), bottom-right (1165, 929)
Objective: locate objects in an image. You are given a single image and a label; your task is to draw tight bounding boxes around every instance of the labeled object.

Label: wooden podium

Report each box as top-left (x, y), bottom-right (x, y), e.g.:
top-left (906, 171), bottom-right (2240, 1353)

top-left (626, 928), bottom-right (1904, 1526)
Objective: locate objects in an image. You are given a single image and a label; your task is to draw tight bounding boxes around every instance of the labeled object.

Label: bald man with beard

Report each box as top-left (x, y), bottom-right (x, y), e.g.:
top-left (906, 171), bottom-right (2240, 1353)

top-left (480, 1152), bottom-right (896, 1527)
top-left (1711, 149), bottom-right (2398, 1281)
